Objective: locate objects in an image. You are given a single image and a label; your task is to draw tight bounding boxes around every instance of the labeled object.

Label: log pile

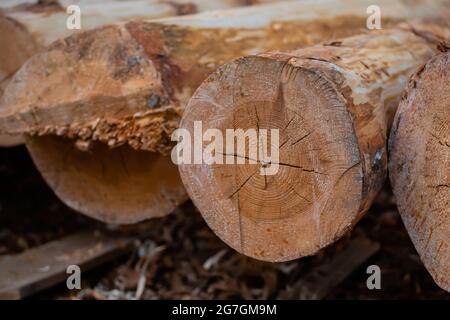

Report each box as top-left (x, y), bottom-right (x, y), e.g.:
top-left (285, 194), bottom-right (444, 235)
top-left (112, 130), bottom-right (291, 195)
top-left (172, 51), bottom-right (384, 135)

top-left (0, 0), bottom-right (448, 293)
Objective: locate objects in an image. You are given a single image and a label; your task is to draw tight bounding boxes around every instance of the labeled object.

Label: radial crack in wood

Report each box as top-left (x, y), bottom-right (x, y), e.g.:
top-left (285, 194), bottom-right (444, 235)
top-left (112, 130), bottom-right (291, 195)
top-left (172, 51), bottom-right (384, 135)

top-left (0, 0), bottom-right (282, 146)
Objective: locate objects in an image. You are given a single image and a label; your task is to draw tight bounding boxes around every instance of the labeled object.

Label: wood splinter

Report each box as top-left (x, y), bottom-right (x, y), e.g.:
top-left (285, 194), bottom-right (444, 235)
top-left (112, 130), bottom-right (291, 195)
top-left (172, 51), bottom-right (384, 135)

top-left (179, 20), bottom-right (449, 262)
top-left (388, 50), bottom-right (449, 292)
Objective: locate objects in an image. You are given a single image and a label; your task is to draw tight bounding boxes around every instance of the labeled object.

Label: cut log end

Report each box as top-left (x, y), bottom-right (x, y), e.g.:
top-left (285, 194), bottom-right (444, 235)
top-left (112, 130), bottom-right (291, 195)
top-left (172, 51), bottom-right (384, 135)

top-left (180, 56), bottom-right (363, 262)
top-left (389, 52), bottom-right (450, 292)
top-left (27, 135), bottom-right (187, 224)
top-left (180, 22), bottom-right (448, 262)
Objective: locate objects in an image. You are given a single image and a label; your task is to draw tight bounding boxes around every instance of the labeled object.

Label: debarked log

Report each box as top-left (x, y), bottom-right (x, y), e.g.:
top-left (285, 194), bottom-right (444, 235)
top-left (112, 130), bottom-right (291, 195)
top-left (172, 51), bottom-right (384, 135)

top-left (0, 0), bottom-right (448, 223)
top-left (388, 50), bottom-right (449, 292)
top-left (0, 0), bottom-right (280, 146)
top-left (0, 0), bottom-right (278, 83)
top-left (178, 20), bottom-right (449, 261)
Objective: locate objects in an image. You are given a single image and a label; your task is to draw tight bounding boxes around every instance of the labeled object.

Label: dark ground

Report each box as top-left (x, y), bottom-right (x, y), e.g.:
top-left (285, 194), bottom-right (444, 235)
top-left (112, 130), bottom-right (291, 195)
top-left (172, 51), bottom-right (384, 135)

top-left (0, 146), bottom-right (448, 299)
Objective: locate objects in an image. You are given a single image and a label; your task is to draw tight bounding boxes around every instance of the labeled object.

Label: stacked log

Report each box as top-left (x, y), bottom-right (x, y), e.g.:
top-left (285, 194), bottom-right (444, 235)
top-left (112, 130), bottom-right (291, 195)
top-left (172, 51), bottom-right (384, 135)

top-left (0, 0), bottom-right (277, 85)
top-left (0, 0), bottom-right (447, 225)
top-left (178, 19), bottom-right (449, 261)
top-left (388, 50), bottom-right (449, 292)
top-left (0, 0), bottom-right (281, 146)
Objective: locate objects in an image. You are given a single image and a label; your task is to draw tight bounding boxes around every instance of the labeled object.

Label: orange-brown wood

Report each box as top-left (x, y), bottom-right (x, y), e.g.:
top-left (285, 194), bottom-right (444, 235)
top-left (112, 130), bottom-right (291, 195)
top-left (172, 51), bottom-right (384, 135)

top-left (389, 50), bottom-right (449, 292)
top-left (179, 20), bottom-right (449, 261)
top-left (0, 1), bottom-right (448, 224)
top-left (0, 0), bottom-right (280, 146)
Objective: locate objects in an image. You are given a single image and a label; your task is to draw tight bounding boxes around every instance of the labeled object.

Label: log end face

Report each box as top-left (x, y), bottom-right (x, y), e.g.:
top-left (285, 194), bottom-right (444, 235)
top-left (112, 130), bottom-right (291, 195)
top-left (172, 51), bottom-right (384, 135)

top-left (27, 135), bottom-right (187, 224)
top-left (389, 52), bottom-right (450, 292)
top-left (0, 23), bottom-right (161, 136)
top-left (180, 55), bottom-right (363, 262)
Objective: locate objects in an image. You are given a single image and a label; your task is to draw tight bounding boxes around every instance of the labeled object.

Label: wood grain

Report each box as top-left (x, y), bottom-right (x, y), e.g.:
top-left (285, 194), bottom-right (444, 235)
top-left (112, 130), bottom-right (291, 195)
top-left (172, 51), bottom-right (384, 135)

top-left (388, 51), bottom-right (449, 292)
top-left (0, 0), bottom-right (448, 224)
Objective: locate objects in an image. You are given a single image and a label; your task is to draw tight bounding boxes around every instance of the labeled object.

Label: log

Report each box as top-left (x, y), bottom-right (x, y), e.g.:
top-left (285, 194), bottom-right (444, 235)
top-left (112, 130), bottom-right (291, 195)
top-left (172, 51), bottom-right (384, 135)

top-left (0, 0), bottom-right (448, 224)
top-left (178, 19), bottom-right (449, 261)
top-left (0, 75), bottom-right (22, 146)
top-left (388, 50), bottom-right (449, 292)
top-left (0, 0), bottom-right (279, 146)
top-left (282, 236), bottom-right (380, 299)
top-left (0, 229), bottom-right (135, 299)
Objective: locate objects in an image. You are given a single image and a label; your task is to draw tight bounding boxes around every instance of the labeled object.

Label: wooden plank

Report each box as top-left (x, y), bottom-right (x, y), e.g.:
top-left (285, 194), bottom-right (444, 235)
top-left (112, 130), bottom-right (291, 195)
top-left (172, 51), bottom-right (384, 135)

top-left (0, 229), bottom-right (134, 299)
top-left (285, 236), bottom-right (380, 299)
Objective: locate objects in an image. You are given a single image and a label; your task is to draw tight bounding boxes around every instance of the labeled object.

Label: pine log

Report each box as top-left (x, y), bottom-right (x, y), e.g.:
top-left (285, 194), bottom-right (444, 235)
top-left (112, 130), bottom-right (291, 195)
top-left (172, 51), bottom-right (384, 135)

top-left (0, 229), bottom-right (135, 299)
top-left (0, 0), bottom-right (275, 82)
top-left (179, 20), bottom-right (449, 262)
top-left (0, 73), bottom-right (22, 146)
top-left (0, 0), bottom-right (448, 224)
top-left (388, 50), bottom-right (449, 292)
top-left (0, 0), bottom-right (278, 146)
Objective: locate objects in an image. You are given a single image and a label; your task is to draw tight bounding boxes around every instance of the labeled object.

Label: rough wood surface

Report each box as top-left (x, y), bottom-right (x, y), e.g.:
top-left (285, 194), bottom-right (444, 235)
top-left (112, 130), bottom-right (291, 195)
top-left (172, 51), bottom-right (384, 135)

top-left (0, 1), bottom-right (284, 222)
top-left (179, 20), bottom-right (449, 261)
top-left (388, 51), bottom-right (449, 292)
top-left (0, 229), bottom-right (134, 300)
top-left (0, 0), bottom-right (447, 224)
top-left (0, 0), bottom-right (274, 82)
top-left (0, 0), bottom-right (279, 146)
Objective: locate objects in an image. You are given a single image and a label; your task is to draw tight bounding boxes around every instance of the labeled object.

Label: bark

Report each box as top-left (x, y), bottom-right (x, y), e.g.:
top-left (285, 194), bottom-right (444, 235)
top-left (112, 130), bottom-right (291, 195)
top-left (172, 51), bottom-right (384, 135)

top-left (0, 0), bottom-right (277, 146)
top-left (388, 50), bottom-right (449, 292)
top-left (0, 0), bottom-right (448, 224)
top-left (179, 20), bottom-right (449, 261)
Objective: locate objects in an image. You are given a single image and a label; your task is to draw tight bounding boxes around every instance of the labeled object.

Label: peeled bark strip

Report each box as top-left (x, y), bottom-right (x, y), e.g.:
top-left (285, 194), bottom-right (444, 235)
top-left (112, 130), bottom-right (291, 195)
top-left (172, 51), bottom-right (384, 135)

top-left (0, 0), bottom-right (448, 224)
top-left (0, 0), bottom-right (277, 146)
top-left (179, 21), bottom-right (449, 262)
top-left (388, 51), bottom-right (449, 292)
